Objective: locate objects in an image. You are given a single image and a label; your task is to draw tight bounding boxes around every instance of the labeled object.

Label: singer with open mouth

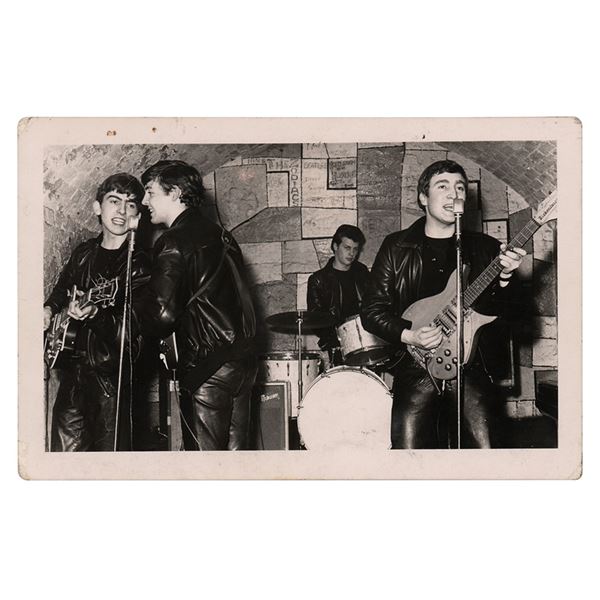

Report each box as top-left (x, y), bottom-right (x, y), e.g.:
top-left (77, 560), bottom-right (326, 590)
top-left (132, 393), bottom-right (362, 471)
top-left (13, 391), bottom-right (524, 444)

top-left (138, 160), bottom-right (257, 451)
top-left (361, 160), bottom-right (526, 449)
top-left (43, 173), bottom-right (150, 451)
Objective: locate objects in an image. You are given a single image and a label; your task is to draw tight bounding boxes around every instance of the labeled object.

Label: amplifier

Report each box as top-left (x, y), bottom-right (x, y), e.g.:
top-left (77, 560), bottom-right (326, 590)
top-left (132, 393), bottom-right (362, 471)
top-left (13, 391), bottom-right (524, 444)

top-left (535, 370), bottom-right (558, 421)
top-left (250, 381), bottom-right (290, 450)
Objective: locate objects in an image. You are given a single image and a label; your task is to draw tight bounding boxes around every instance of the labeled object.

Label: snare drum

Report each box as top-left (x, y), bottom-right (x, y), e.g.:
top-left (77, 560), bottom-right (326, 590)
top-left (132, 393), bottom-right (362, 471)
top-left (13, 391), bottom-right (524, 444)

top-left (297, 366), bottom-right (392, 450)
top-left (336, 314), bottom-right (390, 367)
top-left (258, 352), bottom-right (322, 417)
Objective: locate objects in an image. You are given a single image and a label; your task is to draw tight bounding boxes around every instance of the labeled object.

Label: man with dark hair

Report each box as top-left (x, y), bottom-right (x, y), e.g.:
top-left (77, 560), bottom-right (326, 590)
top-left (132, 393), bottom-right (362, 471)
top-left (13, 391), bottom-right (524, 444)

top-left (44, 173), bottom-right (150, 451)
top-left (139, 160), bottom-right (257, 451)
top-left (361, 160), bottom-right (526, 449)
top-left (307, 224), bottom-right (369, 365)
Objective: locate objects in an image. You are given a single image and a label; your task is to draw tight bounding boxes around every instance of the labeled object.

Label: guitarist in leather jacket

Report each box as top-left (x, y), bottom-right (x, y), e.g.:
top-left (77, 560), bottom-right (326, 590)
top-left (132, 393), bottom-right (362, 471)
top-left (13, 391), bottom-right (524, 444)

top-left (361, 160), bottom-right (526, 449)
top-left (139, 160), bottom-right (257, 451)
top-left (44, 173), bottom-right (150, 451)
top-left (307, 224), bottom-right (369, 365)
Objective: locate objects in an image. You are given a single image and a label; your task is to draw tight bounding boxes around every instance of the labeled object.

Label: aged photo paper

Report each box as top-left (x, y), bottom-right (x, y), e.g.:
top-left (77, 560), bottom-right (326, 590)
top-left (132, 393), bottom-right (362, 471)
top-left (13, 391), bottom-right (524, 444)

top-left (18, 117), bottom-right (581, 479)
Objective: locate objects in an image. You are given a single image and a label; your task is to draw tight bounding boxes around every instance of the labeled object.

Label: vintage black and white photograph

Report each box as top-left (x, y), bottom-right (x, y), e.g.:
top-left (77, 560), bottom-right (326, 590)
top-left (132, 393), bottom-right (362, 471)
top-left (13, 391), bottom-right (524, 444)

top-left (18, 117), bottom-right (581, 479)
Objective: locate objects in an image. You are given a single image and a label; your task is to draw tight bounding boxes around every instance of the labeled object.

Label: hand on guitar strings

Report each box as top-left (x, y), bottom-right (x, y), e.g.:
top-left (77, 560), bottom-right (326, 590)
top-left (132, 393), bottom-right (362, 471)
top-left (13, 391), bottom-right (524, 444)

top-left (67, 291), bottom-right (99, 321)
top-left (401, 325), bottom-right (443, 350)
top-left (498, 244), bottom-right (527, 286)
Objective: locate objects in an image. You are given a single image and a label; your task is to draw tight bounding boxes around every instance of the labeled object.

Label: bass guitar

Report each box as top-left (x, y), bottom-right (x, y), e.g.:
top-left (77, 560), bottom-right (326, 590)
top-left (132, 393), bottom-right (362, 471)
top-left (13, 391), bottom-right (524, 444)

top-left (159, 333), bottom-right (183, 451)
top-left (403, 191), bottom-right (557, 381)
top-left (44, 277), bottom-right (119, 369)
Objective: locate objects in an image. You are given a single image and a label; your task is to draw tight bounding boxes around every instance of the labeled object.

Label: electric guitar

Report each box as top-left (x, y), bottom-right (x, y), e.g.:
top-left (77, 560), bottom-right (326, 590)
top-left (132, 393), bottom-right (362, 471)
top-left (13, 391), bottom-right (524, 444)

top-left (403, 191), bottom-right (557, 381)
top-left (44, 277), bottom-right (119, 369)
top-left (159, 333), bottom-right (183, 451)
top-left (159, 332), bottom-right (179, 371)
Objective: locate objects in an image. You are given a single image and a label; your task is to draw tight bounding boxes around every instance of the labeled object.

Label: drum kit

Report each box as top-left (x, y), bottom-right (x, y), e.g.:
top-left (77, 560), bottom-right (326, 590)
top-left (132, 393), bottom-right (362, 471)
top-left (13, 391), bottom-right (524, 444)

top-left (261, 310), bottom-right (394, 450)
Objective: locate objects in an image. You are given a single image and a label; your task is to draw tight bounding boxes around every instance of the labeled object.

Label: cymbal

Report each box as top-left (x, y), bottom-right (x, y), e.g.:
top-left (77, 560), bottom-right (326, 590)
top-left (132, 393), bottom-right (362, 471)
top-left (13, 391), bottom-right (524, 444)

top-left (266, 310), bottom-right (336, 331)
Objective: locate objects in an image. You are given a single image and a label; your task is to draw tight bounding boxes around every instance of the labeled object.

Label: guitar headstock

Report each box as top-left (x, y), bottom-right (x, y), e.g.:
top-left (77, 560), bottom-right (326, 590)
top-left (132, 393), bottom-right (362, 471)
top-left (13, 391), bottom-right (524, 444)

top-left (89, 277), bottom-right (119, 308)
top-left (533, 190), bottom-right (558, 226)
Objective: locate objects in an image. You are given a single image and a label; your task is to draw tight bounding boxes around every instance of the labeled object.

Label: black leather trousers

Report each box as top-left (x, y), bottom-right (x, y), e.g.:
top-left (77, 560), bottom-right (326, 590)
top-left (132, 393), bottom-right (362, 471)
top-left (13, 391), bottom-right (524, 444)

top-left (391, 355), bottom-right (495, 449)
top-left (51, 364), bottom-right (128, 452)
top-left (181, 358), bottom-right (258, 451)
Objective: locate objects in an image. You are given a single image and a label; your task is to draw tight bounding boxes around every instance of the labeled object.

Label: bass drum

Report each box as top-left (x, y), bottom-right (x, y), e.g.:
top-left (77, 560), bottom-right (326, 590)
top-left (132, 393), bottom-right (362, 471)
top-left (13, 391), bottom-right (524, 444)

top-left (297, 366), bottom-right (392, 450)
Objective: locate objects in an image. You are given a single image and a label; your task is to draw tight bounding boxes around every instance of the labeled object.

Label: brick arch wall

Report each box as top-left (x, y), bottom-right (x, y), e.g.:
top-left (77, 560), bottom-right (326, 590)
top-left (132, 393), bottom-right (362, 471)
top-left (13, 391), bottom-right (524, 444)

top-left (440, 141), bottom-right (557, 206)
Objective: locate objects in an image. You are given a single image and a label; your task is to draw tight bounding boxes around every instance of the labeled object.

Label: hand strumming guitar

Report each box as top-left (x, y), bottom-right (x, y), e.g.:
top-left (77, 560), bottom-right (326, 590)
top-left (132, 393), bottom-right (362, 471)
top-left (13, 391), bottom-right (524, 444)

top-left (67, 291), bottom-right (99, 321)
top-left (44, 306), bottom-right (53, 331)
top-left (401, 325), bottom-right (443, 350)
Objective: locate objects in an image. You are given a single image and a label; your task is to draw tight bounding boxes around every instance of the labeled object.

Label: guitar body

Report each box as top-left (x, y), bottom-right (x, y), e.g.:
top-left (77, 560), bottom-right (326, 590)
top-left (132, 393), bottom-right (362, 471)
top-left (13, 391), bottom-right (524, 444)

top-left (167, 379), bottom-right (184, 451)
top-left (402, 267), bottom-right (496, 380)
top-left (159, 333), bottom-right (183, 451)
top-left (44, 278), bottom-right (119, 369)
top-left (45, 311), bottom-right (80, 369)
top-left (402, 268), bottom-right (461, 331)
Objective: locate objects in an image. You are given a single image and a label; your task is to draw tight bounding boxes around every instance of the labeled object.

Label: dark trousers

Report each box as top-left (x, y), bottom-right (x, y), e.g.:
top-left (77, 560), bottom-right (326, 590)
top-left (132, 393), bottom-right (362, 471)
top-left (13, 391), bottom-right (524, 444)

top-left (391, 356), bottom-right (495, 449)
top-left (181, 358), bottom-right (258, 451)
top-left (51, 365), bottom-right (129, 452)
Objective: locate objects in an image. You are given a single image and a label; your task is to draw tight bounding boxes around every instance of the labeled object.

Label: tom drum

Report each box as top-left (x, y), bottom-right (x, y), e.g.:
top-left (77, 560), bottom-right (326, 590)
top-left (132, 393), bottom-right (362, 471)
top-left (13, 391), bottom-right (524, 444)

top-left (336, 314), bottom-right (390, 367)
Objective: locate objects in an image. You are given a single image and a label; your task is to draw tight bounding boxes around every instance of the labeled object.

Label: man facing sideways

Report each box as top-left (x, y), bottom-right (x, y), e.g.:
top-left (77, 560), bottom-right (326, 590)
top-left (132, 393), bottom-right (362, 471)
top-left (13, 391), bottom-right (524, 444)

top-left (307, 224), bottom-right (369, 365)
top-left (44, 173), bottom-right (150, 451)
top-left (361, 160), bottom-right (526, 449)
top-left (139, 160), bottom-right (257, 451)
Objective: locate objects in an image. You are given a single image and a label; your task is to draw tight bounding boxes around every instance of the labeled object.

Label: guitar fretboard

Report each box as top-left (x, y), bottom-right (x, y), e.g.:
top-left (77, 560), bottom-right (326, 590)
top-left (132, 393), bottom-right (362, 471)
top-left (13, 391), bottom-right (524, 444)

top-left (463, 218), bottom-right (540, 308)
top-left (430, 218), bottom-right (542, 335)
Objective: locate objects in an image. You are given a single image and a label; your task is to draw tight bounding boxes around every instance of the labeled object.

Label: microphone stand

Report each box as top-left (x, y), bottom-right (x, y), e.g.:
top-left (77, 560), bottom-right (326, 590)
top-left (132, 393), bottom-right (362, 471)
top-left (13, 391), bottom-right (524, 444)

top-left (114, 216), bottom-right (139, 451)
top-left (453, 199), bottom-right (465, 450)
top-left (296, 311), bottom-right (304, 420)
top-left (44, 352), bottom-right (50, 451)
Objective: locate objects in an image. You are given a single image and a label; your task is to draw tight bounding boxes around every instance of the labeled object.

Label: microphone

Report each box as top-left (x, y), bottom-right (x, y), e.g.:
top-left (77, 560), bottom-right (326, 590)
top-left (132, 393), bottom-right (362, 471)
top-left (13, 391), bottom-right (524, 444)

top-left (453, 197), bottom-right (465, 214)
top-left (127, 214), bottom-right (141, 231)
top-left (127, 214), bottom-right (140, 252)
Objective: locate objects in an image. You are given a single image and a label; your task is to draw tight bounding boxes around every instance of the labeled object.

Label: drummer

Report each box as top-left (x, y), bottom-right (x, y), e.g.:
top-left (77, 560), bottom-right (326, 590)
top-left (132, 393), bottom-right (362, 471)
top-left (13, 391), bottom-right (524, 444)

top-left (307, 224), bottom-right (369, 366)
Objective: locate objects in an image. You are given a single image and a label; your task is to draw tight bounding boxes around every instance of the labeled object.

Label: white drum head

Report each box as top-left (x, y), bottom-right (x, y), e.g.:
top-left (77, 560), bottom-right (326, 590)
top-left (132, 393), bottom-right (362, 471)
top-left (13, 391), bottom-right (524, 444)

top-left (298, 367), bottom-right (392, 450)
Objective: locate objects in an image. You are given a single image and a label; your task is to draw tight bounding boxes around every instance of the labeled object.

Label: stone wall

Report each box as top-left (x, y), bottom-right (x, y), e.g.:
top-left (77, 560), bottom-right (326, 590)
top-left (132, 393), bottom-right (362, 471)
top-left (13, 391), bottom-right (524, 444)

top-left (43, 141), bottom-right (558, 413)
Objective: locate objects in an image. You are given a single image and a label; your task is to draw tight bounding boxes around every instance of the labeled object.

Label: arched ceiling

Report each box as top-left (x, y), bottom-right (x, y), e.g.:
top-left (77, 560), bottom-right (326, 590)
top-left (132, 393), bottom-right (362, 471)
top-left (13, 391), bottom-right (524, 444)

top-left (177, 143), bottom-right (300, 175)
top-left (439, 141), bottom-right (557, 207)
top-left (202, 141), bottom-right (557, 209)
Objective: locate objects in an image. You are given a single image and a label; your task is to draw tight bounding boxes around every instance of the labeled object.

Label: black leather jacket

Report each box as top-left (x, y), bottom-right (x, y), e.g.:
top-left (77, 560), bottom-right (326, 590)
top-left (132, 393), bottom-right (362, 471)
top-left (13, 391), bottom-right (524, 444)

top-left (140, 208), bottom-right (256, 374)
top-left (361, 217), bottom-right (508, 348)
top-left (307, 258), bottom-right (370, 349)
top-left (44, 236), bottom-right (150, 374)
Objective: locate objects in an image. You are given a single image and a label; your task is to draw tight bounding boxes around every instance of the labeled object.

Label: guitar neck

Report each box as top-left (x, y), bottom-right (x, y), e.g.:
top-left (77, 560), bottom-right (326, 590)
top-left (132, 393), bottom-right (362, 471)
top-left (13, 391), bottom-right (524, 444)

top-left (463, 218), bottom-right (541, 309)
top-left (79, 290), bottom-right (94, 310)
top-left (74, 277), bottom-right (118, 312)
